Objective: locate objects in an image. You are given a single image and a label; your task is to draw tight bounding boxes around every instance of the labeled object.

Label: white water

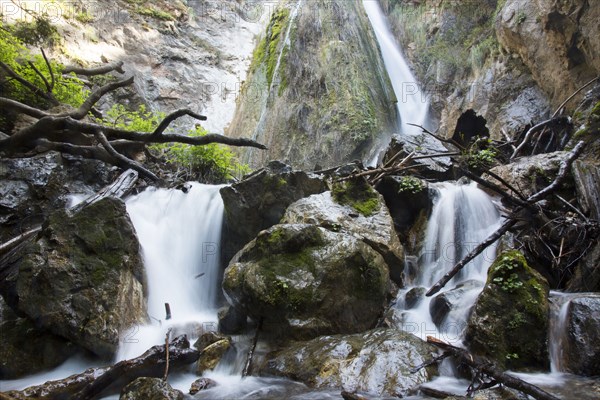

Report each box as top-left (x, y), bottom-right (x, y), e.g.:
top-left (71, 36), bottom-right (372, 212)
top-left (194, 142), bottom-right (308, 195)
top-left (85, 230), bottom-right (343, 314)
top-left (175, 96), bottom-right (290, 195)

top-left (363, 0), bottom-right (431, 165)
top-left (393, 182), bottom-right (502, 344)
top-left (118, 183), bottom-right (225, 360)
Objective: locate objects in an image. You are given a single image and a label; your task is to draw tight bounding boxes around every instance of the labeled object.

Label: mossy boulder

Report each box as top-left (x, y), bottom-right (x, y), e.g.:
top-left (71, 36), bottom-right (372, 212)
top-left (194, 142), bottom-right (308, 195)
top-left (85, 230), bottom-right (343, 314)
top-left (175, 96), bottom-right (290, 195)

top-left (222, 224), bottom-right (390, 339)
top-left (465, 251), bottom-right (550, 370)
top-left (120, 377), bottom-right (184, 400)
top-left (282, 184), bottom-right (405, 286)
top-left (220, 161), bottom-right (327, 264)
top-left (0, 314), bottom-right (77, 379)
top-left (0, 197), bottom-right (147, 358)
top-left (196, 338), bottom-right (232, 375)
top-left (260, 328), bottom-right (437, 397)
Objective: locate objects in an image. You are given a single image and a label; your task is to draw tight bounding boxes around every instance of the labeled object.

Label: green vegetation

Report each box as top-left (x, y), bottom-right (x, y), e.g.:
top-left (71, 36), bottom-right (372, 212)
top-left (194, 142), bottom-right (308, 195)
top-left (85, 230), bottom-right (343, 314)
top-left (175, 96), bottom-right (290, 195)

top-left (0, 22), bottom-right (88, 110)
top-left (396, 176), bottom-right (424, 194)
top-left (466, 147), bottom-right (498, 171)
top-left (99, 104), bottom-right (250, 182)
top-left (249, 7), bottom-right (290, 89)
top-left (332, 178), bottom-right (380, 217)
top-left (136, 6), bottom-right (175, 21)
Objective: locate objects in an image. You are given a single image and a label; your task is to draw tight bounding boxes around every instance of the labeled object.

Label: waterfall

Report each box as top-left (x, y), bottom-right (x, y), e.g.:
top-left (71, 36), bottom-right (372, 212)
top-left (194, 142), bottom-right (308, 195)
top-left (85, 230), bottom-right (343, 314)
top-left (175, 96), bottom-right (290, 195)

top-left (118, 183), bottom-right (225, 360)
top-left (363, 0), bottom-right (431, 165)
top-left (394, 182), bottom-right (502, 343)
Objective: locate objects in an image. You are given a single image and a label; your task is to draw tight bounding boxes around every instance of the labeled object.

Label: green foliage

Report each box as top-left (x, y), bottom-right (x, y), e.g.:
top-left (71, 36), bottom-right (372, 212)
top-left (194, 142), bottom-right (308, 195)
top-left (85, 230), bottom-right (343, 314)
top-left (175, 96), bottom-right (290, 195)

top-left (152, 126), bottom-right (250, 183)
top-left (491, 253), bottom-right (526, 293)
top-left (466, 147), bottom-right (497, 171)
top-left (136, 6), bottom-right (175, 21)
top-left (9, 16), bottom-right (59, 46)
top-left (102, 104), bottom-right (165, 132)
top-left (250, 7), bottom-right (290, 89)
top-left (396, 176), bottom-right (424, 194)
top-left (0, 22), bottom-right (88, 108)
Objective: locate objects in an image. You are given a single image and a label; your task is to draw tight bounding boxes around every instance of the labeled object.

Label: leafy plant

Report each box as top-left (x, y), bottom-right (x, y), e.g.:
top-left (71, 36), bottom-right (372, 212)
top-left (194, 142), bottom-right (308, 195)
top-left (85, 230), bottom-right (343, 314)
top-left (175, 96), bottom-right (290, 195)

top-left (466, 148), bottom-right (497, 171)
top-left (397, 176), bottom-right (424, 194)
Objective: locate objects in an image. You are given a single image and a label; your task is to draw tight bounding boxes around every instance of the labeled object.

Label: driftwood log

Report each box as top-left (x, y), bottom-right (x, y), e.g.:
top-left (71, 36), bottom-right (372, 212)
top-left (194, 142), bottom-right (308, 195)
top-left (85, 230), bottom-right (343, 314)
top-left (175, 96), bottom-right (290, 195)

top-left (2, 335), bottom-right (198, 400)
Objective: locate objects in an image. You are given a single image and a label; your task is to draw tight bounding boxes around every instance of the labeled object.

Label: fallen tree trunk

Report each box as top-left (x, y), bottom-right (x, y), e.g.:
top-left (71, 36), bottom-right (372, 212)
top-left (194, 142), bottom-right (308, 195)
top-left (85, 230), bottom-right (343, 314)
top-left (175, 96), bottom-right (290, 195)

top-left (69, 169), bottom-right (138, 215)
top-left (425, 337), bottom-right (560, 400)
top-left (2, 335), bottom-right (199, 400)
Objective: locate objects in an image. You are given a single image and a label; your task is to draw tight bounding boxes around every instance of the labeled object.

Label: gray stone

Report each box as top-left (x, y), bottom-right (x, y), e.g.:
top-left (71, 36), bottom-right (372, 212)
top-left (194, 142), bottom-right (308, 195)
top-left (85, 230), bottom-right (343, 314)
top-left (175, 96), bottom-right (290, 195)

top-left (260, 328), bottom-right (437, 397)
top-left (220, 161), bottom-right (327, 264)
top-left (0, 197), bottom-right (147, 358)
top-left (223, 224), bottom-right (390, 339)
top-left (282, 190), bottom-right (404, 285)
top-left (120, 377), bottom-right (184, 400)
top-left (564, 295), bottom-right (600, 376)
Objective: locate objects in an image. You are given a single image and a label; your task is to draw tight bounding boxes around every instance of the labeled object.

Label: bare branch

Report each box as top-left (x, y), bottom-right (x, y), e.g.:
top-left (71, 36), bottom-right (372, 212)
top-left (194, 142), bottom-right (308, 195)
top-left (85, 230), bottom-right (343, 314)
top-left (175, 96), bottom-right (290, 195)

top-left (40, 48), bottom-right (55, 91)
top-left (27, 60), bottom-right (52, 93)
top-left (511, 117), bottom-right (570, 160)
top-left (63, 60), bottom-right (125, 76)
top-left (66, 76), bottom-right (135, 120)
top-left (0, 61), bottom-right (58, 104)
top-left (552, 76), bottom-right (599, 118)
top-left (152, 109), bottom-right (207, 136)
top-left (94, 130), bottom-right (160, 182)
top-left (0, 97), bottom-right (50, 119)
top-left (407, 122), bottom-right (464, 150)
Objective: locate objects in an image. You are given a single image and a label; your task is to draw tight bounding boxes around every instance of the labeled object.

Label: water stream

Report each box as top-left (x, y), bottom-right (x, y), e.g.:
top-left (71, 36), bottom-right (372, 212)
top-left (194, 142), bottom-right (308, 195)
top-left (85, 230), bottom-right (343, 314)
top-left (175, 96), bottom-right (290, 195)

top-left (363, 0), bottom-right (432, 165)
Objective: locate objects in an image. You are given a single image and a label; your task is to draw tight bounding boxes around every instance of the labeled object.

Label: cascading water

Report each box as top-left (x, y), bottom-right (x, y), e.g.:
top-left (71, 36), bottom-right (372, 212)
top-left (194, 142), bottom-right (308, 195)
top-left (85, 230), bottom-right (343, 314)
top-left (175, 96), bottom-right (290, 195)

top-left (393, 182), bottom-right (502, 343)
top-left (363, 0), bottom-right (430, 135)
top-left (117, 183), bottom-right (225, 360)
top-left (363, 0), bottom-right (432, 165)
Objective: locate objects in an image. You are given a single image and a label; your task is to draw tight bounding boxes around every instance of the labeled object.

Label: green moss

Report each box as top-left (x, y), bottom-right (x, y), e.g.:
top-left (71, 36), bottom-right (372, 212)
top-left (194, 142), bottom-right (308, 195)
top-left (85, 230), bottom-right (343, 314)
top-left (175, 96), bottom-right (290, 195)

top-left (249, 7), bottom-right (290, 89)
top-left (136, 6), bottom-right (175, 21)
top-left (396, 176), bottom-right (424, 194)
top-left (332, 178), bottom-right (380, 216)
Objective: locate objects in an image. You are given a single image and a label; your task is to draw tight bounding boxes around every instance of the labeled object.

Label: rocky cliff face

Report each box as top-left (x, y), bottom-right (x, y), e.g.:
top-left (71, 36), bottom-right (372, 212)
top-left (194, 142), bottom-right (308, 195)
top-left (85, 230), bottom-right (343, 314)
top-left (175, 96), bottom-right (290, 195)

top-left (9, 0), bottom-right (269, 134)
top-left (227, 0), bottom-right (398, 170)
top-left (379, 0), bottom-right (600, 140)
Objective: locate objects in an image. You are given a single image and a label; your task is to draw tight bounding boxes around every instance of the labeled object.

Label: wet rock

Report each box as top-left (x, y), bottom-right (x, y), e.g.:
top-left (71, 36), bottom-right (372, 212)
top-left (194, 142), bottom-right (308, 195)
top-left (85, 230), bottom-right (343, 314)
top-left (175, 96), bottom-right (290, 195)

top-left (223, 224), bottom-right (390, 339)
top-left (430, 280), bottom-right (482, 328)
top-left (443, 386), bottom-right (529, 399)
top-left (193, 331), bottom-right (228, 351)
top-left (404, 287), bottom-right (426, 310)
top-left (466, 251), bottom-right (550, 370)
top-left (375, 176), bottom-right (432, 252)
top-left (196, 338), bottom-right (232, 375)
top-left (261, 328), bottom-right (437, 397)
top-left (227, 1), bottom-right (398, 170)
top-left (563, 295), bottom-right (600, 376)
top-left (0, 315), bottom-right (77, 379)
top-left (567, 240), bottom-right (600, 293)
top-left (484, 151), bottom-right (571, 198)
top-left (220, 161), bottom-right (327, 263)
top-left (381, 135), bottom-right (453, 181)
top-left (189, 378), bottom-right (217, 395)
top-left (120, 377), bottom-right (184, 400)
top-left (0, 153), bottom-right (114, 241)
top-left (0, 197), bottom-right (147, 358)
top-left (282, 184), bottom-right (404, 285)
top-left (218, 305), bottom-right (247, 334)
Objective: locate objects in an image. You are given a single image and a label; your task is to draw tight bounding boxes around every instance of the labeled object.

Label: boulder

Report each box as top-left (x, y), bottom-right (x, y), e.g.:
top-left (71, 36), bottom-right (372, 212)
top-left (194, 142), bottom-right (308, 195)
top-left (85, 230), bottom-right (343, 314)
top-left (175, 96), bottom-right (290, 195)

top-left (222, 224), bottom-right (390, 339)
top-left (196, 338), bottom-right (232, 375)
top-left (189, 378), bottom-right (217, 395)
top-left (429, 280), bottom-right (483, 328)
top-left (120, 377), bottom-right (184, 400)
top-left (567, 240), bottom-right (600, 293)
top-left (217, 305), bottom-right (247, 334)
top-left (563, 295), bottom-right (600, 376)
top-left (0, 152), bottom-right (114, 241)
top-left (483, 151), bottom-right (571, 198)
top-left (193, 331), bottom-right (229, 351)
top-left (219, 161), bottom-right (327, 263)
top-left (260, 328), bottom-right (437, 397)
top-left (0, 315), bottom-right (77, 379)
top-left (381, 135), bottom-right (453, 181)
top-left (466, 251), bottom-right (550, 370)
top-left (282, 185), bottom-right (404, 285)
top-left (572, 160), bottom-right (600, 221)
top-left (0, 197), bottom-right (147, 358)
top-left (375, 175), bottom-right (433, 252)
